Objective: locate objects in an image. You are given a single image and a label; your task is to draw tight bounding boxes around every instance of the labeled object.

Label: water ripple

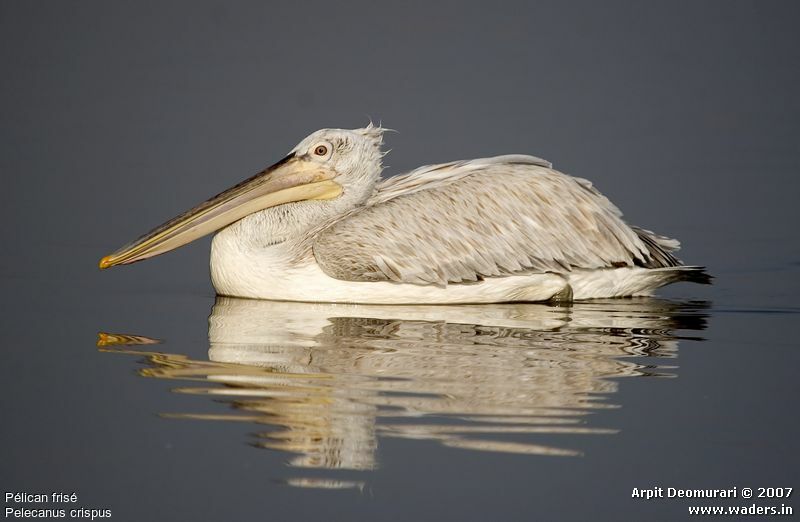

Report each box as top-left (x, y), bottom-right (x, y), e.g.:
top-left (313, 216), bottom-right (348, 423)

top-left (99, 297), bottom-right (708, 487)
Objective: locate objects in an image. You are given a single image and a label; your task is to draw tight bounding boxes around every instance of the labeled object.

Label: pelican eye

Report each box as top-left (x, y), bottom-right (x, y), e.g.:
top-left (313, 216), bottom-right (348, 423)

top-left (314, 145), bottom-right (329, 156)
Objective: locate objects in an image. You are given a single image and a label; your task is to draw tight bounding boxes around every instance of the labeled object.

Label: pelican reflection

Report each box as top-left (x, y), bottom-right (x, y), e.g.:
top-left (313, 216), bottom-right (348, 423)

top-left (99, 297), bottom-right (707, 487)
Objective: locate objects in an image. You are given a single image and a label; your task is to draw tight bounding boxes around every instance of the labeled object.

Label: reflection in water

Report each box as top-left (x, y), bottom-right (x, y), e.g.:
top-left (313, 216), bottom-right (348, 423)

top-left (99, 297), bottom-right (708, 488)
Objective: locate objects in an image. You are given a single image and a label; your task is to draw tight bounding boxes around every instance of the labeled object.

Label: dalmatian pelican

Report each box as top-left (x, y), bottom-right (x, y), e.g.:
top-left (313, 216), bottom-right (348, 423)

top-left (99, 125), bottom-right (710, 303)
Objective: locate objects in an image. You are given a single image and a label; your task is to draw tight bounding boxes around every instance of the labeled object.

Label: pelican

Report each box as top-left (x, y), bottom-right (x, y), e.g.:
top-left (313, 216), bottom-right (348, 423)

top-left (99, 125), bottom-right (710, 303)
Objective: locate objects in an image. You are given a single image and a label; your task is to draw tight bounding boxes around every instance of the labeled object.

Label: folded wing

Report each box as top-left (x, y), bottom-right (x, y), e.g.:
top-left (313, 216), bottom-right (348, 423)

top-left (313, 155), bottom-right (681, 285)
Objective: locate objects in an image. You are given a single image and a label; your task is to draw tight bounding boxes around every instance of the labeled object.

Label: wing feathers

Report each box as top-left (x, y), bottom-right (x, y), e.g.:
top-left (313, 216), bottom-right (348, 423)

top-left (313, 157), bottom-right (682, 285)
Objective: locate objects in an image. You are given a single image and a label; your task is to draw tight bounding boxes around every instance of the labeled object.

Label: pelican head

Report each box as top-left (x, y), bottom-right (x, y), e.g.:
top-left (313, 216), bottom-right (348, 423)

top-left (99, 125), bottom-right (385, 268)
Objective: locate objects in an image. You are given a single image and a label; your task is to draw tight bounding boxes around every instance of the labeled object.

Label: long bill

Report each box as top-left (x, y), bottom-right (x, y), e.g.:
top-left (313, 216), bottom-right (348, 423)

top-left (99, 153), bottom-right (342, 269)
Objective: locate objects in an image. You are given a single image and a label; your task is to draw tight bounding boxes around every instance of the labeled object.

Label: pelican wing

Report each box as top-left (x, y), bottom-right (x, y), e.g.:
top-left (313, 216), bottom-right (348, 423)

top-left (313, 155), bottom-right (680, 285)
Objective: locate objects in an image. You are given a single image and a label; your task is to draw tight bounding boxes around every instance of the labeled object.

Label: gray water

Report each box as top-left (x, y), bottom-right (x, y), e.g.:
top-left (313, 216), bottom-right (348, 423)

top-left (2, 2), bottom-right (799, 520)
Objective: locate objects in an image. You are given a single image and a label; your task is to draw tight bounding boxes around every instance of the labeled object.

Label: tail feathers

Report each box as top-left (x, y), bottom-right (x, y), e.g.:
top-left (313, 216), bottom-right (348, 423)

top-left (663, 266), bottom-right (713, 285)
top-left (630, 227), bottom-right (710, 285)
top-left (632, 226), bottom-right (682, 268)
